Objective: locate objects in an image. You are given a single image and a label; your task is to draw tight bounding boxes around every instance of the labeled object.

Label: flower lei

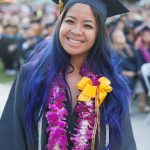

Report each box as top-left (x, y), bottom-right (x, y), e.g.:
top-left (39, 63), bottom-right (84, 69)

top-left (45, 65), bottom-right (112, 150)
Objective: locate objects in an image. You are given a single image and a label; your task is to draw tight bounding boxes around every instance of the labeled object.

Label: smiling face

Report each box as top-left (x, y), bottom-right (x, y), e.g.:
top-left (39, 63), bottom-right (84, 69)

top-left (59, 3), bottom-right (97, 58)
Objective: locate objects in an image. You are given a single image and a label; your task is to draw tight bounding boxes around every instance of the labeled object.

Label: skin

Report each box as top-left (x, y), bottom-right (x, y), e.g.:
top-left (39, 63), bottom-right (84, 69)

top-left (112, 30), bottom-right (127, 52)
top-left (59, 3), bottom-right (97, 109)
top-left (59, 3), bottom-right (97, 68)
top-left (142, 31), bottom-right (150, 46)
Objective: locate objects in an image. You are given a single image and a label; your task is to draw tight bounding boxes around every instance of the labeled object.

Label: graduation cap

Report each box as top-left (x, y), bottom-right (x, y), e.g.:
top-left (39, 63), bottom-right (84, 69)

top-left (130, 20), bottom-right (143, 29)
top-left (140, 25), bottom-right (150, 32)
top-left (133, 22), bottom-right (150, 34)
top-left (52, 0), bottom-right (129, 22)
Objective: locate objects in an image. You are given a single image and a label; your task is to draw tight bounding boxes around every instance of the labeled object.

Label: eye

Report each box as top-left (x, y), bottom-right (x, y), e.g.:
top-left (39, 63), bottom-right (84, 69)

top-left (84, 24), bottom-right (94, 29)
top-left (64, 19), bottom-right (74, 24)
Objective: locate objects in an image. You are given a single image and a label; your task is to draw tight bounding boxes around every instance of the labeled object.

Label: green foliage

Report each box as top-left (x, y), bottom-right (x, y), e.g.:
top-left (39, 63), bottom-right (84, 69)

top-left (0, 60), bottom-right (15, 83)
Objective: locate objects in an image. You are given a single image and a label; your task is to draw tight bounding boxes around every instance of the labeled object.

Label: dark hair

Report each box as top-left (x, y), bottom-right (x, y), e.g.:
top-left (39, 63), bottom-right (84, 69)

top-left (23, 3), bottom-right (130, 149)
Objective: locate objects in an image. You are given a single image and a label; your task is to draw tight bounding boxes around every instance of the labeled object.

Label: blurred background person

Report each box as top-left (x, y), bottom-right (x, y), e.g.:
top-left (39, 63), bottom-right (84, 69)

top-left (19, 22), bottom-right (43, 63)
top-left (135, 24), bottom-right (150, 63)
top-left (111, 29), bottom-right (150, 112)
top-left (0, 24), bottom-right (20, 75)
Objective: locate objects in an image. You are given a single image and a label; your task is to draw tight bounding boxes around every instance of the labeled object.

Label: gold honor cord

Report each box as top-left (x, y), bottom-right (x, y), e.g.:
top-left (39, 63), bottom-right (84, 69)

top-left (58, 0), bottom-right (64, 14)
top-left (91, 94), bottom-right (101, 150)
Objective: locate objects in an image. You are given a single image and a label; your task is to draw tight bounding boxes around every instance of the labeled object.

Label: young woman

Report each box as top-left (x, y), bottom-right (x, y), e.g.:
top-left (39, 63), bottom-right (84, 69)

top-left (0, 0), bottom-right (136, 149)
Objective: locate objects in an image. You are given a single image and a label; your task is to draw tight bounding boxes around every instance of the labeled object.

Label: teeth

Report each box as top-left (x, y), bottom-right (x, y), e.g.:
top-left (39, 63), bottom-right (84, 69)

top-left (69, 38), bottom-right (82, 44)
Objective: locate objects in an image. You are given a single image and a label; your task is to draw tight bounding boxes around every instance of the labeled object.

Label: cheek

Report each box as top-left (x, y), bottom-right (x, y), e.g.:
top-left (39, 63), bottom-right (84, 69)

top-left (88, 31), bottom-right (97, 45)
top-left (59, 28), bottom-right (67, 48)
top-left (60, 21), bottom-right (72, 32)
top-left (59, 24), bottom-right (68, 39)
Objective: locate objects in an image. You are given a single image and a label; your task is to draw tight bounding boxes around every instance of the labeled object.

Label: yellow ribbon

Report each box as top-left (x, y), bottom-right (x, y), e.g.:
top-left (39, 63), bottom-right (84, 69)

top-left (76, 77), bottom-right (112, 108)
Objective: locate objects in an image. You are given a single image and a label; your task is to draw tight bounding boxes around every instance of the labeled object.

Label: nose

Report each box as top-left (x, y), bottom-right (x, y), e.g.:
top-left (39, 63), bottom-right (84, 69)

top-left (70, 24), bottom-right (82, 35)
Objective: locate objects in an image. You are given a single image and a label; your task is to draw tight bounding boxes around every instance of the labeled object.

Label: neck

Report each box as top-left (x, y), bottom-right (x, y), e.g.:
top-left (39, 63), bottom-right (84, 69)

top-left (69, 55), bottom-right (87, 73)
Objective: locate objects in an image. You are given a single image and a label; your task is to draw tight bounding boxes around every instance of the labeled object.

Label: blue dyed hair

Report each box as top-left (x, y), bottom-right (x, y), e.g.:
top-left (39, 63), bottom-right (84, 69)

top-left (23, 4), bottom-right (130, 149)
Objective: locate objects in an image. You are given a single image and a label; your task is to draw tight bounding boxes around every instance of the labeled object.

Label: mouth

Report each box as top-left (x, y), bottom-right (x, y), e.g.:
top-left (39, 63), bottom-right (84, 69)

top-left (67, 37), bottom-right (84, 44)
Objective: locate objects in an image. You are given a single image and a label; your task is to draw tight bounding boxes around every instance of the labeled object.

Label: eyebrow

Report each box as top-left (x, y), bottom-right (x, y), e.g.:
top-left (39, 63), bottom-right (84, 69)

top-left (65, 15), bottom-right (95, 24)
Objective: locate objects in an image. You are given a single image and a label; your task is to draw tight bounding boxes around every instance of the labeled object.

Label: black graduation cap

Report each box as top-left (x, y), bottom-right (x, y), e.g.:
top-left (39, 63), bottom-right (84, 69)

top-left (134, 23), bottom-right (150, 35)
top-left (52, 0), bottom-right (129, 22)
top-left (140, 25), bottom-right (150, 32)
top-left (130, 20), bottom-right (143, 29)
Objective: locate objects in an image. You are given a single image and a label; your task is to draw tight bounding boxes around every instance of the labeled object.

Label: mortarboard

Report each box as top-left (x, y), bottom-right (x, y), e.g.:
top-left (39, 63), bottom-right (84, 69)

top-left (134, 23), bottom-right (150, 35)
top-left (52, 0), bottom-right (129, 22)
top-left (130, 20), bottom-right (143, 29)
top-left (140, 25), bottom-right (150, 32)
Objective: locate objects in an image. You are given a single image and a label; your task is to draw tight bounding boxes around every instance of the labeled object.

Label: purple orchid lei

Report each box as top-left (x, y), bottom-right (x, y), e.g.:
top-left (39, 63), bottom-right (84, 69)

top-left (45, 65), bottom-right (100, 150)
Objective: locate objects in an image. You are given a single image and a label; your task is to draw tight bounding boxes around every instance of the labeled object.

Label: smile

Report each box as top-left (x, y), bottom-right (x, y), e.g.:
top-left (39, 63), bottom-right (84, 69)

top-left (67, 37), bottom-right (83, 44)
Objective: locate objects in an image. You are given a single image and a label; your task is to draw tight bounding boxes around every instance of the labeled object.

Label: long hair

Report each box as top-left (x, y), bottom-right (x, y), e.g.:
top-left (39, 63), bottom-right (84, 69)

top-left (23, 4), bottom-right (130, 149)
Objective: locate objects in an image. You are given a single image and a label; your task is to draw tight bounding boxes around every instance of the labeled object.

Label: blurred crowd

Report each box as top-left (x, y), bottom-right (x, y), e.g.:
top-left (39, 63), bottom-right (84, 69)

top-left (0, 2), bottom-right (150, 112)
top-left (0, 2), bottom-right (58, 74)
top-left (106, 4), bottom-right (150, 113)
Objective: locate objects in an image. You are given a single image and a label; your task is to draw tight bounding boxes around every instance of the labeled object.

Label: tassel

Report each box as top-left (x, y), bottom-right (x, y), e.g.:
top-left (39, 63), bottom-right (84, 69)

top-left (91, 115), bottom-right (98, 150)
top-left (97, 109), bottom-right (100, 146)
top-left (91, 93), bottom-right (101, 150)
top-left (58, 0), bottom-right (64, 14)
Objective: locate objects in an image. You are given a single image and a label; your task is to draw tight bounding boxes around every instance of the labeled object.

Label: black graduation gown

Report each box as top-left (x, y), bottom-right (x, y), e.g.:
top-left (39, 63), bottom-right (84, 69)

top-left (0, 66), bottom-right (137, 150)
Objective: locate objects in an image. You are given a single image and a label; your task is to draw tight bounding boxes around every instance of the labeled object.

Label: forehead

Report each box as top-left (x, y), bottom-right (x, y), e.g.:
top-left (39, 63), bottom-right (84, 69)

top-left (65, 3), bottom-right (95, 20)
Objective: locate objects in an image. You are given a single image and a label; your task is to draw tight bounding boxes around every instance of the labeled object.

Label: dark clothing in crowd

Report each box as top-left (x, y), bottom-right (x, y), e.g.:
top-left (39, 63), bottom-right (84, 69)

top-left (19, 36), bottom-right (43, 62)
top-left (0, 34), bottom-right (20, 70)
top-left (115, 47), bottom-right (142, 90)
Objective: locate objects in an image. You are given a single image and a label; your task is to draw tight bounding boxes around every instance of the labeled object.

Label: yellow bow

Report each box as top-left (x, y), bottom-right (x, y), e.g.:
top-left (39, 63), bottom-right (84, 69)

top-left (76, 77), bottom-right (112, 108)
